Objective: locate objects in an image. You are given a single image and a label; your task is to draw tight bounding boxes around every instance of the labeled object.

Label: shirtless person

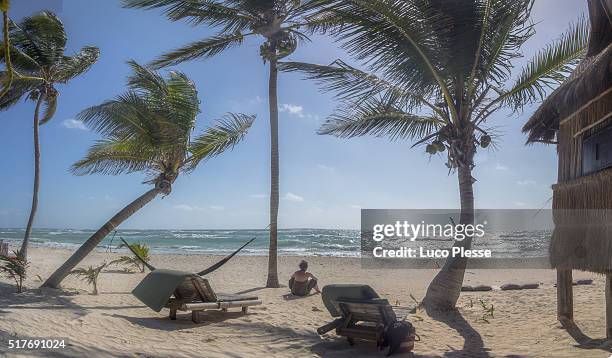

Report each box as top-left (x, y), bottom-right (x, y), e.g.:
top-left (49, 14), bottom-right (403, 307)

top-left (288, 260), bottom-right (321, 296)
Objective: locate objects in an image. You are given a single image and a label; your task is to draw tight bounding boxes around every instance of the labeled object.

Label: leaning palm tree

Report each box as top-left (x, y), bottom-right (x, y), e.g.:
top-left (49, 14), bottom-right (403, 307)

top-left (0, 11), bottom-right (99, 260)
top-left (42, 61), bottom-right (254, 288)
top-left (281, 0), bottom-right (588, 310)
top-left (123, 0), bottom-right (331, 288)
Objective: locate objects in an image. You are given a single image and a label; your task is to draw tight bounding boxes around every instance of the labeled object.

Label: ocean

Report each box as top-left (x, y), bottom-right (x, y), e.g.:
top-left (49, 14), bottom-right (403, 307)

top-left (0, 228), bottom-right (551, 258)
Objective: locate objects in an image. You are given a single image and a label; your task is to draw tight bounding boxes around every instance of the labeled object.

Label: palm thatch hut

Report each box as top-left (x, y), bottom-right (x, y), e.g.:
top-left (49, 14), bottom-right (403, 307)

top-left (522, 0), bottom-right (612, 338)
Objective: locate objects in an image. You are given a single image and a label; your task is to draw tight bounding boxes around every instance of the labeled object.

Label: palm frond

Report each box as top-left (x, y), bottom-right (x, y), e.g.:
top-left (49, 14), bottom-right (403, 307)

top-left (499, 16), bottom-right (588, 110)
top-left (69, 262), bottom-right (107, 294)
top-left (75, 61), bottom-right (226, 179)
top-left (187, 113), bottom-right (254, 170)
top-left (77, 92), bottom-right (152, 140)
top-left (319, 98), bottom-right (443, 141)
top-left (162, 69), bottom-right (200, 136)
top-left (472, 0), bottom-right (534, 87)
top-left (122, 0), bottom-right (256, 33)
top-left (126, 60), bottom-right (169, 97)
top-left (71, 138), bottom-right (159, 176)
top-left (55, 46), bottom-right (100, 83)
top-left (325, 0), bottom-right (457, 117)
top-left (39, 92), bottom-right (57, 125)
top-left (10, 11), bottom-right (67, 68)
top-left (0, 42), bottom-right (40, 73)
top-left (279, 60), bottom-right (442, 116)
top-left (111, 242), bottom-right (150, 272)
top-left (0, 75), bottom-right (40, 109)
top-left (124, 61), bottom-right (199, 144)
top-left (150, 32), bottom-right (251, 69)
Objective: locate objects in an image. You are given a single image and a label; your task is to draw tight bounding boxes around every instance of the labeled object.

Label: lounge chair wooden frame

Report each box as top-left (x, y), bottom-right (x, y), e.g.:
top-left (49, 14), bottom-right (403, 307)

top-left (165, 276), bottom-right (262, 323)
top-left (318, 299), bottom-right (397, 347)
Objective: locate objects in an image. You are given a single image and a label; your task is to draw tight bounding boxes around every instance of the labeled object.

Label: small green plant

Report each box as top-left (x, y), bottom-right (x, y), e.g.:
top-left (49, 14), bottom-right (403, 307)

top-left (69, 262), bottom-right (108, 295)
top-left (466, 298), bottom-right (474, 308)
top-left (478, 299), bottom-right (495, 323)
top-left (0, 250), bottom-right (28, 293)
top-left (111, 242), bottom-right (150, 273)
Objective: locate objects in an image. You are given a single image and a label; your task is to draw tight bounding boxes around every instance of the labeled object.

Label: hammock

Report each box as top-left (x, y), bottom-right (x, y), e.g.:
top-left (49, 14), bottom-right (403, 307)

top-left (119, 237), bottom-right (255, 275)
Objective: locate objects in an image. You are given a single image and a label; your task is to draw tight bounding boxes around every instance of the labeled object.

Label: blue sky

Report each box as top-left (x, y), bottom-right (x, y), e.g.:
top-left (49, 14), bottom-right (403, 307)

top-left (0, 0), bottom-right (586, 229)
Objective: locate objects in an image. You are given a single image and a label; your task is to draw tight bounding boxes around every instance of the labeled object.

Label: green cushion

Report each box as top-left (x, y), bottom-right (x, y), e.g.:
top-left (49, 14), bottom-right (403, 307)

top-left (321, 284), bottom-right (380, 317)
top-left (132, 269), bottom-right (195, 312)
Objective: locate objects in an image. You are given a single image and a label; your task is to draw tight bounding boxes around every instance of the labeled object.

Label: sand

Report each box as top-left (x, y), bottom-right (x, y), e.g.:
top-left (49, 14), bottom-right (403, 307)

top-left (0, 247), bottom-right (611, 357)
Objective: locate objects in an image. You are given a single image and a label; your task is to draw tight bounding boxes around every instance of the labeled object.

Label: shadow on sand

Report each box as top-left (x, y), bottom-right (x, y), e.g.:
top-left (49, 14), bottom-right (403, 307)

top-left (109, 309), bottom-right (252, 331)
top-left (282, 292), bottom-right (320, 300)
top-left (561, 319), bottom-right (612, 352)
top-left (424, 307), bottom-right (491, 358)
top-left (0, 282), bottom-right (86, 317)
top-left (235, 285), bottom-right (286, 295)
top-left (0, 330), bottom-right (128, 358)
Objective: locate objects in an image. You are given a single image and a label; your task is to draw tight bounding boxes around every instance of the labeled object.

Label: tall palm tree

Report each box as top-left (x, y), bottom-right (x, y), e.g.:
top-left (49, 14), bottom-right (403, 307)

top-left (281, 0), bottom-right (588, 310)
top-left (122, 0), bottom-right (332, 288)
top-left (0, 11), bottom-right (99, 260)
top-left (42, 61), bottom-right (254, 288)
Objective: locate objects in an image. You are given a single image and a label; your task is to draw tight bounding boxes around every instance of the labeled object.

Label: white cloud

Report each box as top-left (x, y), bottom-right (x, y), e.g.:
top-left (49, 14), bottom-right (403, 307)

top-left (279, 103), bottom-right (304, 117)
top-left (61, 119), bottom-right (88, 131)
top-left (517, 179), bottom-right (536, 187)
top-left (249, 96), bottom-right (263, 105)
top-left (317, 164), bottom-right (335, 173)
top-left (284, 192), bottom-right (304, 203)
top-left (174, 204), bottom-right (224, 211)
top-left (249, 193), bottom-right (267, 199)
top-left (349, 204), bottom-right (362, 209)
top-left (513, 201), bottom-right (526, 207)
top-left (495, 163), bottom-right (508, 171)
top-left (173, 204), bottom-right (204, 211)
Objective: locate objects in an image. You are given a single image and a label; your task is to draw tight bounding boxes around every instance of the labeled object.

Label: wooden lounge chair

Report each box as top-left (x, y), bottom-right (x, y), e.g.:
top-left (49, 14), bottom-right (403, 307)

top-left (317, 284), bottom-right (397, 347)
top-left (132, 269), bottom-right (262, 323)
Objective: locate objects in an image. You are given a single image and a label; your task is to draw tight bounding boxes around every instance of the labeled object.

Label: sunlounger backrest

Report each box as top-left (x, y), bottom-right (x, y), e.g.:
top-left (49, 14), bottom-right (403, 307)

top-left (321, 284), bottom-right (380, 317)
top-left (191, 276), bottom-right (218, 302)
top-left (337, 298), bottom-right (397, 325)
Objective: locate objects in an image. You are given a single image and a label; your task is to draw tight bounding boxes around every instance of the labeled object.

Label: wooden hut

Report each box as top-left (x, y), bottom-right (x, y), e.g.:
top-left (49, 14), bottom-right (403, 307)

top-left (522, 0), bottom-right (612, 338)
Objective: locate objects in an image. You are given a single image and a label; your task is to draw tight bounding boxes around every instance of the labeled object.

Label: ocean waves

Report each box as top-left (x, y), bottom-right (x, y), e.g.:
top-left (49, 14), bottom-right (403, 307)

top-left (0, 228), bottom-right (550, 258)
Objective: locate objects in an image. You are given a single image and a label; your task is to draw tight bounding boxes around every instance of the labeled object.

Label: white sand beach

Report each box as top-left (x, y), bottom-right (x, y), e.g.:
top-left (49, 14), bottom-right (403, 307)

top-left (0, 247), bottom-right (610, 357)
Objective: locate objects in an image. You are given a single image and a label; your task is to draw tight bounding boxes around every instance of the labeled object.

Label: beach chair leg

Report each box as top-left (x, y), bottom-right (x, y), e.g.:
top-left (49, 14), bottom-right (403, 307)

top-left (192, 310), bottom-right (201, 323)
top-left (346, 337), bottom-right (354, 346)
top-left (222, 308), bottom-right (228, 312)
top-left (242, 306), bottom-right (248, 314)
top-left (169, 309), bottom-right (177, 320)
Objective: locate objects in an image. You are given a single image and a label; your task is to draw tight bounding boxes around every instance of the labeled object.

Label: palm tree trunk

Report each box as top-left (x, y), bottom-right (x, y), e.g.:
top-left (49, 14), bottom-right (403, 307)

top-left (422, 164), bottom-right (475, 311)
top-left (42, 187), bottom-right (161, 288)
top-left (20, 93), bottom-right (46, 260)
top-left (266, 53), bottom-right (280, 288)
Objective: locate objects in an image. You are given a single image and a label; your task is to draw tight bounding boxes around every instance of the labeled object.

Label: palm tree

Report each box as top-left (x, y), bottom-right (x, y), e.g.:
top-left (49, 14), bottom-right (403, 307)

top-left (122, 0), bottom-right (332, 288)
top-left (69, 262), bottom-right (108, 295)
top-left (0, 12), bottom-right (100, 260)
top-left (42, 61), bottom-right (254, 288)
top-left (281, 0), bottom-right (588, 310)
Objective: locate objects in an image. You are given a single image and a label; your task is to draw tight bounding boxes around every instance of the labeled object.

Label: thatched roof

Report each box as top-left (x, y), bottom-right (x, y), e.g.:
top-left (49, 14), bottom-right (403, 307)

top-left (522, 0), bottom-right (612, 143)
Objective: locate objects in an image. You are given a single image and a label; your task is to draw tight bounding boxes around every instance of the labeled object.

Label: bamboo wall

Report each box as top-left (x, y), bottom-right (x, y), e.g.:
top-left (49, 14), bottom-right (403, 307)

top-left (556, 90), bottom-right (612, 182)
top-left (552, 90), bottom-right (612, 274)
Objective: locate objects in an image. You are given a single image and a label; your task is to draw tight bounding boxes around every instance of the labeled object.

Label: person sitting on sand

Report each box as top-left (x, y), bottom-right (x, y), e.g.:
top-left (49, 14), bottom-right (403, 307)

top-left (288, 260), bottom-right (321, 296)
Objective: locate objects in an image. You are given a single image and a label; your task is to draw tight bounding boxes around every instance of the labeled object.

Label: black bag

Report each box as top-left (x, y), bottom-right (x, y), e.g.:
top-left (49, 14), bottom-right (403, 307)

top-left (381, 320), bottom-right (417, 356)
